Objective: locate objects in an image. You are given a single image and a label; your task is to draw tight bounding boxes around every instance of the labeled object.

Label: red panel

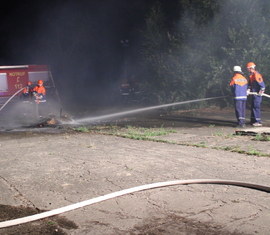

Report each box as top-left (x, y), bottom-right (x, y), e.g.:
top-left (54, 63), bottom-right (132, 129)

top-left (7, 70), bottom-right (29, 96)
top-left (0, 65), bottom-right (50, 97)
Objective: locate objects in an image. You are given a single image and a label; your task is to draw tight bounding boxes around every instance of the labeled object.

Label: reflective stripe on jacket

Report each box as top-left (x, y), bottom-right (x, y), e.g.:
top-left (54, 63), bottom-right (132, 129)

top-left (230, 73), bottom-right (248, 100)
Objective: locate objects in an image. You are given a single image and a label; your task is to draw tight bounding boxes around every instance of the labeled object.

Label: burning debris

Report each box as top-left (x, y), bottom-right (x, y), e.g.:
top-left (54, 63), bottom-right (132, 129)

top-left (37, 114), bottom-right (74, 127)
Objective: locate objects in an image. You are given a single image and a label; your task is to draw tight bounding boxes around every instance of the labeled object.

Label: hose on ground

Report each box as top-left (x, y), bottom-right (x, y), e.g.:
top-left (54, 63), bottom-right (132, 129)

top-left (0, 179), bottom-right (269, 228)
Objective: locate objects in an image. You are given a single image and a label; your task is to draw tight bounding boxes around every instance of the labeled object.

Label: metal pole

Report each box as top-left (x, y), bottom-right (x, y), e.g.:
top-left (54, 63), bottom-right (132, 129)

top-left (121, 39), bottom-right (129, 79)
top-left (124, 46), bottom-right (127, 79)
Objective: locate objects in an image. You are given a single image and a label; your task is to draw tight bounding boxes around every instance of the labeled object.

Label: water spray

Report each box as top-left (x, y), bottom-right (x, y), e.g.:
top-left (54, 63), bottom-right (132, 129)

top-left (0, 178), bottom-right (269, 228)
top-left (73, 95), bottom-right (229, 124)
top-left (0, 87), bottom-right (25, 112)
top-left (0, 94), bottom-right (269, 228)
top-left (70, 92), bottom-right (270, 125)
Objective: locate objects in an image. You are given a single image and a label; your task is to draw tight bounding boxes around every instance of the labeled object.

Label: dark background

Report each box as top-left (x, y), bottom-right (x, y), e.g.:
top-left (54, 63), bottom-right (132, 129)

top-left (0, 0), bottom-right (179, 108)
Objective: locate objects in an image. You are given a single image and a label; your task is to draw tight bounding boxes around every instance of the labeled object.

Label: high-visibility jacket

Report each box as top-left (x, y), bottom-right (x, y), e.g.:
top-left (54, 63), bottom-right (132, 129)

top-left (33, 85), bottom-right (46, 96)
top-left (248, 71), bottom-right (265, 93)
top-left (23, 86), bottom-right (33, 95)
top-left (230, 72), bottom-right (248, 100)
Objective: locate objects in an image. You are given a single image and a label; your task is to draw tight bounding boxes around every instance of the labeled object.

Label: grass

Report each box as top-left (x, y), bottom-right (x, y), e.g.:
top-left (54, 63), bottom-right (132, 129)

top-left (73, 124), bottom-right (270, 157)
top-left (248, 145), bottom-right (261, 155)
top-left (226, 133), bottom-right (235, 138)
top-left (75, 126), bottom-right (89, 132)
top-left (87, 143), bottom-right (95, 148)
top-left (253, 134), bottom-right (270, 141)
top-left (77, 124), bottom-right (178, 140)
top-left (179, 139), bottom-right (269, 157)
top-left (197, 142), bottom-right (208, 147)
top-left (214, 131), bottom-right (223, 136)
top-left (121, 125), bottom-right (177, 140)
top-left (212, 145), bottom-right (268, 157)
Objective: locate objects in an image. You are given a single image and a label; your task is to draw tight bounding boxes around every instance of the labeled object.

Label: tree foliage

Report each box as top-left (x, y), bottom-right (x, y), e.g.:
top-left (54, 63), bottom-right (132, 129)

top-left (141, 0), bottom-right (270, 107)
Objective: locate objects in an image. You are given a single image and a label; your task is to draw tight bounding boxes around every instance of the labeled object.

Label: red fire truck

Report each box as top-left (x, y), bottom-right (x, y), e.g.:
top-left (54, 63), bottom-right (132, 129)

top-left (0, 64), bottom-right (60, 107)
top-left (0, 64), bottom-right (61, 124)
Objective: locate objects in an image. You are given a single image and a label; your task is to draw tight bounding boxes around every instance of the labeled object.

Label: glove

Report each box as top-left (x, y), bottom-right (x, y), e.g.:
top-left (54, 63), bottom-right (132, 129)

top-left (258, 90), bottom-right (264, 96)
top-left (247, 89), bottom-right (250, 96)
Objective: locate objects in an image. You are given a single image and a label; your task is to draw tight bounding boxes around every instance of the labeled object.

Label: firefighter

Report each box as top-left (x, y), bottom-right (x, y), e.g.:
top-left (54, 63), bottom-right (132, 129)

top-left (33, 79), bottom-right (47, 118)
top-left (33, 79), bottom-right (46, 103)
top-left (22, 81), bottom-right (33, 102)
top-left (230, 66), bottom-right (248, 128)
top-left (120, 78), bottom-right (131, 104)
top-left (246, 62), bottom-right (265, 127)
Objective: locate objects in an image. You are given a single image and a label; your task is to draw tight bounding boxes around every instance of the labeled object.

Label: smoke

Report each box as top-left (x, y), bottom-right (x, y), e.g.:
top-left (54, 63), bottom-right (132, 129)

top-left (177, 0), bottom-right (270, 66)
top-left (5, 1), bottom-right (151, 109)
top-left (156, 0), bottom-right (270, 100)
top-left (1, 1), bottom-right (182, 112)
top-left (0, 2), bottom-right (119, 108)
top-left (0, 102), bottom-right (37, 129)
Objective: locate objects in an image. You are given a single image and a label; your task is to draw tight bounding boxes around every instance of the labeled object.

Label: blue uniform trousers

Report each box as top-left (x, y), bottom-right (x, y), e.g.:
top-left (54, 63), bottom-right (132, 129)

top-left (234, 100), bottom-right (246, 125)
top-left (251, 96), bottom-right (262, 124)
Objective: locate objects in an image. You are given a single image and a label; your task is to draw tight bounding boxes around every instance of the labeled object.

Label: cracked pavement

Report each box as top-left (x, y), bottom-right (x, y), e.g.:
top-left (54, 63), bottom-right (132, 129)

top-left (0, 106), bottom-right (270, 234)
top-left (0, 128), bottom-right (269, 234)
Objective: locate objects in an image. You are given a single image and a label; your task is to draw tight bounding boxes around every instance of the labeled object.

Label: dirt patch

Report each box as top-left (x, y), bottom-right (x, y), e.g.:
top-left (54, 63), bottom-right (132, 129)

top-left (127, 214), bottom-right (244, 235)
top-left (0, 205), bottom-right (77, 235)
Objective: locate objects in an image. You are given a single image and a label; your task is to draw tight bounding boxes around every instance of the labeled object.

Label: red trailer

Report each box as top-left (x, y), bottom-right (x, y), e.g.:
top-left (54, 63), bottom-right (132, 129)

top-left (0, 64), bottom-right (59, 108)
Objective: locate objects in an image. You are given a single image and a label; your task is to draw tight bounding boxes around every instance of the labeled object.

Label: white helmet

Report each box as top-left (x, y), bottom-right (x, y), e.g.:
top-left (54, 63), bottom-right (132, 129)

top-left (233, 66), bottom-right (242, 72)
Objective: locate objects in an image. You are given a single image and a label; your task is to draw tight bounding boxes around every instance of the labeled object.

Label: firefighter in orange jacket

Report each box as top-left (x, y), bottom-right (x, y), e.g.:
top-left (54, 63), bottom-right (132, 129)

top-left (33, 79), bottom-right (46, 103)
top-left (230, 66), bottom-right (248, 128)
top-left (246, 62), bottom-right (265, 127)
top-left (22, 81), bottom-right (33, 102)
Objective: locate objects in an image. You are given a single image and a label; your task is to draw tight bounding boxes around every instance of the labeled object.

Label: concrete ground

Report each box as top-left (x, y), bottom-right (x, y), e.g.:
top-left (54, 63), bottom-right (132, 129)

top-left (0, 105), bottom-right (270, 234)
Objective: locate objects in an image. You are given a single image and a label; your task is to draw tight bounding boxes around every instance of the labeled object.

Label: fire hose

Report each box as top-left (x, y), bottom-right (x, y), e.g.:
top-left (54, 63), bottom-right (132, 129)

top-left (249, 92), bottom-right (270, 98)
top-left (0, 93), bottom-right (269, 228)
top-left (0, 87), bottom-right (25, 112)
top-left (0, 179), bottom-right (269, 228)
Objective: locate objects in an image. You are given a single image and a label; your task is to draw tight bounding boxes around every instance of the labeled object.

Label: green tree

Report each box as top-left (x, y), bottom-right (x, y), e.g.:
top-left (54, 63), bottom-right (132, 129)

top-left (218, 0), bottom-right (270, 91)
top-left (141, 0), bottom-right (221, 105)
top-left (141, 0), bottom-right (270, 107)
top-left (141, 2), bottom-right (172, 104)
